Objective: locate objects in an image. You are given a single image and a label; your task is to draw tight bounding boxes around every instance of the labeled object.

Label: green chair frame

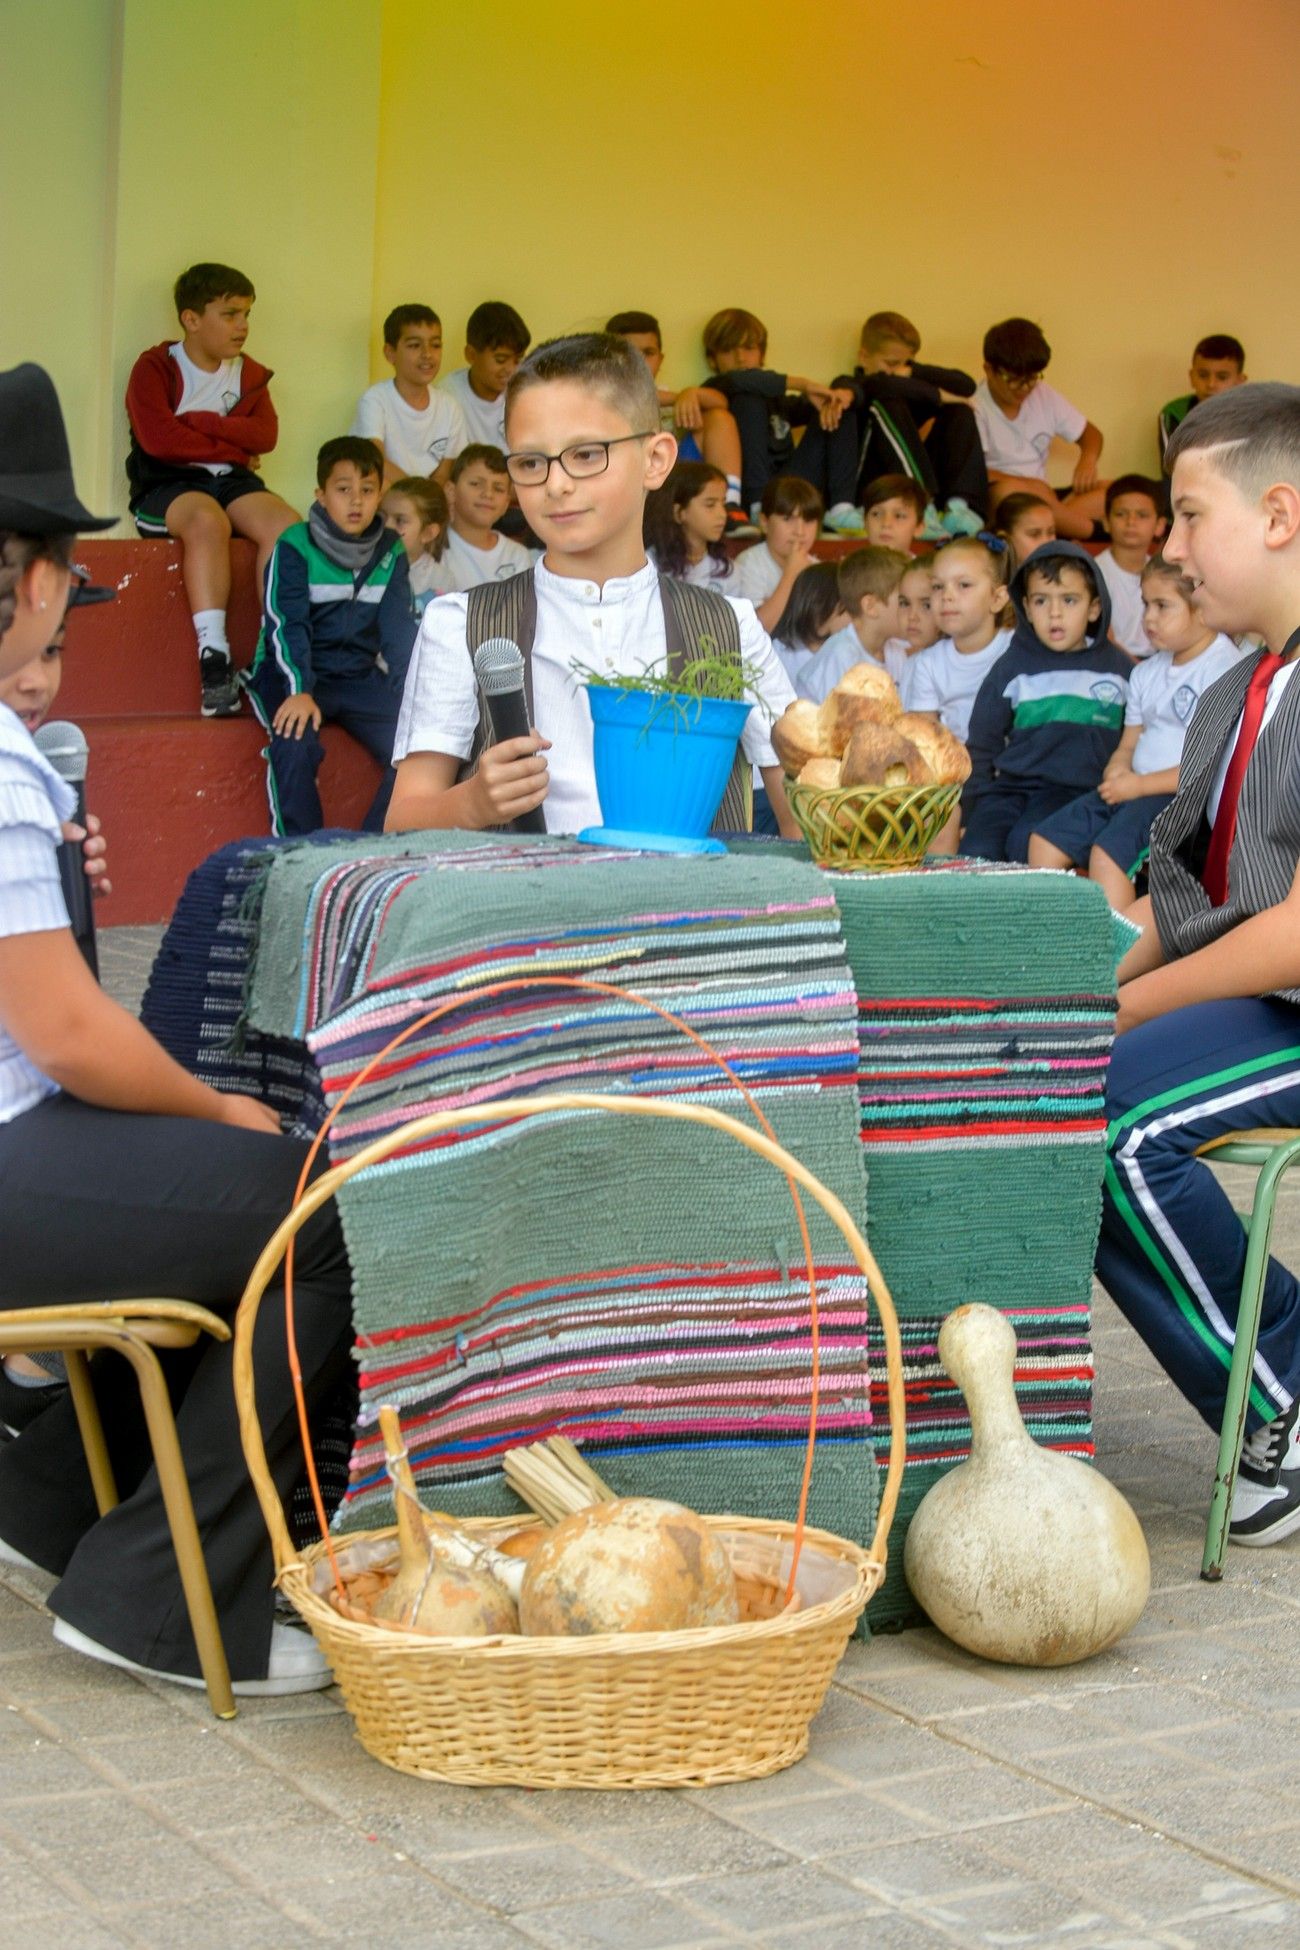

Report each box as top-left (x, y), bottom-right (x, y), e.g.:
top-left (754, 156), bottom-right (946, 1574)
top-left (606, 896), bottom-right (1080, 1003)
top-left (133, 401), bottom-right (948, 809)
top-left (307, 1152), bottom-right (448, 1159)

top-left (1198, 1128), bottom-right (1300, 1580)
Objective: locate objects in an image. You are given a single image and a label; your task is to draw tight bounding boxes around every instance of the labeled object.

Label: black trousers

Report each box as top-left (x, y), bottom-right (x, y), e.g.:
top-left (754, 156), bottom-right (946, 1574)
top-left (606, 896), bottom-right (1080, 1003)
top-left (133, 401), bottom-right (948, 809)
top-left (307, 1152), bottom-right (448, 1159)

top-left (855, 401), bottom-right (989, 516)
top-left (728, 394), bottom-right (861, 513)
top-left (0, 1096), bottom-right (353, 1681)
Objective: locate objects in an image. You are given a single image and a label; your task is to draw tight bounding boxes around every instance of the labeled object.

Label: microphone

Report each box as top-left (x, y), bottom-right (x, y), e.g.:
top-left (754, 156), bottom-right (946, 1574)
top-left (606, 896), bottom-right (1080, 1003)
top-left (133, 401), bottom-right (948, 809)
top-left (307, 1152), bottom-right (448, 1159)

top-left (34, 720), bottom-right (98, 978)
top-left (472, 636), bottom-right (546, 835)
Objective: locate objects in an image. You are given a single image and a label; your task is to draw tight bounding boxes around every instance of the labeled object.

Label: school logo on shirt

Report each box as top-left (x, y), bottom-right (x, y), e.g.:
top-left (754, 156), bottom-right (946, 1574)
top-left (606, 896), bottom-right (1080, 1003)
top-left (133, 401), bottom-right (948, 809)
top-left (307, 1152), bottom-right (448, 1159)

top-left (427, 435), bottom-right (450, 461)
top-left (1173, 683), bottom-right (1199, 722)
top-left (221, 390), bottom-right (240, 413)
top-left (1090, 678), bottom-right (1125, 707)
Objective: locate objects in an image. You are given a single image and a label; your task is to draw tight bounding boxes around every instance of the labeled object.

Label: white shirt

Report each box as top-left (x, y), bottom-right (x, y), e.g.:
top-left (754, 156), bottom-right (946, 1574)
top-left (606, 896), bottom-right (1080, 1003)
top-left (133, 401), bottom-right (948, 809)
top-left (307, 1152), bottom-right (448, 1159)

top-left (906, 629), bottom-right (1015, 742)
top-left (972, 379), bottom-right (1087, 482)
top-left (394, 557), bottom-right (795, 835)
top-left (350, 379), bottom-right (468, 477)
top-left (799, 628), bottom-right (913, 706)
top-left (1095, 549), bottom-right (1151, 658)
top-left (731, 543), bottom-right (783, 606)
top-left (1128, 635), bottom-right (1242, 775)
top-left (645, 549), bottom-right (733, 589)
top-left (440, 367), bottom-right (507, 449)
top-left (1208, 656), bottom-right (1297, 824)
top-left (0, 703), bottom-right (74, 1127)
top-left (439, 528), bottom-right (536, 590)
top-left (408, 552), bottom-right (459, 612)
top-left (169, 342), bottom-right (242, 476)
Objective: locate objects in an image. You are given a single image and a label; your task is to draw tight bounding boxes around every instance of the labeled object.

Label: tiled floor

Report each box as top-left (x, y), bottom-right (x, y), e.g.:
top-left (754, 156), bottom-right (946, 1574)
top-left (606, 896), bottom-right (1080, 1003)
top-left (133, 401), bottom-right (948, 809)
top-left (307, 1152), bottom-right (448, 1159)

top-left (5, 927), bottom-right (1299, 1946)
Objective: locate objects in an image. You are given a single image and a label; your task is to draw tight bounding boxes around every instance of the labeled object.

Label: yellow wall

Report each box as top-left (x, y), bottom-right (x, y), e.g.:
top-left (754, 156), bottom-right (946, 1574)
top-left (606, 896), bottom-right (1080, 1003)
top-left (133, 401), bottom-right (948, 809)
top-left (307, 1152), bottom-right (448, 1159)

top-left (4, 0), bottom-right (1298, 521)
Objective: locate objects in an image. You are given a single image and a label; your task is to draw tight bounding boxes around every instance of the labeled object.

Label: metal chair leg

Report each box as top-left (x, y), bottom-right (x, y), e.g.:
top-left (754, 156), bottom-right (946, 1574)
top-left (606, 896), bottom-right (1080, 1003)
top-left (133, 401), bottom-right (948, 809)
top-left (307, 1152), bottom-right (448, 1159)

top-left (115, 1335), bottom-right (236, 1719)
top-left (62, 1351), bottom-right (119, 1518)
top-left (1202, 1147), bottom-right (1296, 1579)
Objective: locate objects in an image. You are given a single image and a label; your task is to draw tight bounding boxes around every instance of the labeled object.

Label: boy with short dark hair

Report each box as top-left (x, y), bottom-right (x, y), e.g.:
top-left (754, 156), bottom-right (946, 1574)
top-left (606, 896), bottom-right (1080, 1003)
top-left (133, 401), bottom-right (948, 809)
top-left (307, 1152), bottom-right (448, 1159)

top-left (440, 301), bottom-right (531, 450)
top-left (1157, 333), bottom-right (1247, 462)
top-left (441, 445), bottom-right (535, 588)
top-left (386, 332), bottom-right (799, 839)
top-left (1096, 474), bottom-right (1166, 657)
top-left (830, 310), bottom-right (988, 521)
top-left (1097, 382), bottom-right (1300, 1544)
top-left (974, 318), bottom-right (1108, 542)
top-left (605, 310), bottom-right (748, 526)
top-left (798, 546), bottom-right (912, 704)
top-left (246, 436), bottom-right (413, 836)
top-left (696, 308), bottom-right (859, 527)
top-left (351, 303), bottom-right (467, 487)
top-left (862, 475), bottom-right (927, 554)
top-left (959, 541), bottom-right (1130, 860)
top-left (125, 261), bottom-right (299, 717)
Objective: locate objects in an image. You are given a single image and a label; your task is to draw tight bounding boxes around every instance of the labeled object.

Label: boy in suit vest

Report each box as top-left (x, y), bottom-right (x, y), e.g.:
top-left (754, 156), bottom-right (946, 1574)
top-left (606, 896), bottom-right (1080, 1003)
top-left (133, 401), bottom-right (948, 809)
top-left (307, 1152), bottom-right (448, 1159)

top-left (385, 333), bottom-right (798, 838)
top-left (1098, 382), bottom-right (1300, 1546)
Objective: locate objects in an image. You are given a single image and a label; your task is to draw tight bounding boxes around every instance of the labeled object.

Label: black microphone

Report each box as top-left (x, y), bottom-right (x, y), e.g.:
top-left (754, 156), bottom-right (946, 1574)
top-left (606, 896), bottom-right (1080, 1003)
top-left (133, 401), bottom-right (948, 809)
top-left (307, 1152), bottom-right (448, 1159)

top-left (471, 636), bottom-right (546, 835)
top-left (34, 720), bottom-right (98, 978)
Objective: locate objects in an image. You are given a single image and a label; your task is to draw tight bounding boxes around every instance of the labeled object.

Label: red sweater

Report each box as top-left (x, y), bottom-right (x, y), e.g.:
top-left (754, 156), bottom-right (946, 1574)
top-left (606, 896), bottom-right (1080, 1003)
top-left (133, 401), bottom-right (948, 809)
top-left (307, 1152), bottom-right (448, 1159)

top-left (125, 341), bottom-right (278, 467)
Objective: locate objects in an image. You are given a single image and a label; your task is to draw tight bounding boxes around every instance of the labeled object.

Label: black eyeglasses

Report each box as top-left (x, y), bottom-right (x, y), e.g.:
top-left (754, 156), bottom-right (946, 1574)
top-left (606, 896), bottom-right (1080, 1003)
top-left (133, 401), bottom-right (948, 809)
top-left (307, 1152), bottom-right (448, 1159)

top-left (504, 432), bottom-right (654, 488)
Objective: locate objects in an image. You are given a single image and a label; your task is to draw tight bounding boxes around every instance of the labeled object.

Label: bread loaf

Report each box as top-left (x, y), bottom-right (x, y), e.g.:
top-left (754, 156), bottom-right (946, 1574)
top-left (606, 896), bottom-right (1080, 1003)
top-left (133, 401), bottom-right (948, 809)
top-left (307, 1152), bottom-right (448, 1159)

top-left (797, 756), bottom-right (843, 789)
top-left (772, 699), bottom-right (830, 774)
top-left (840, 725), bottom-right (929, 789)
top-left (895, 713), bottom-right (972, 785)
top-left (817, 662), bottom-right (902, 756)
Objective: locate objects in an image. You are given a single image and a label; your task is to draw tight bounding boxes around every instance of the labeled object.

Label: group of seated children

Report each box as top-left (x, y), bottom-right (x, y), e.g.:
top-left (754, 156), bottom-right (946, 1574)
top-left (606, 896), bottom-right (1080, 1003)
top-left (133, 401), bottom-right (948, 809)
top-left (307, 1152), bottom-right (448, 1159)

top-left (121, 259), bottom-right (1249, 859)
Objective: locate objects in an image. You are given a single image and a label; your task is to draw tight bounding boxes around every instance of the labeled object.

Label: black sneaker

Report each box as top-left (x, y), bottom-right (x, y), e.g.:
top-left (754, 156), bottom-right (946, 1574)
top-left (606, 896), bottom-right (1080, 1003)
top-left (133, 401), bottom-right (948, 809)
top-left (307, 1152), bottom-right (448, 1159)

top-left (0, 1367), bottom-right (66, 1440)
top-left (199, 651), bottom-right (242, 718)
top-left (1230, 1396), bottom-right (1300, 1545)
top-left (724, 505), bottom-right (760, 539)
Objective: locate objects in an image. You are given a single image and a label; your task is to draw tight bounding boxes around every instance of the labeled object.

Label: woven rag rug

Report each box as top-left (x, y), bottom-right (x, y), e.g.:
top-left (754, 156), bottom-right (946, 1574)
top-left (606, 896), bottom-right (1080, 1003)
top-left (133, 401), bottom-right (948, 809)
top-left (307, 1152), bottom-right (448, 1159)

top-left (834, 858), bottom-right (1119, 1626)
top-left (244, 836), bottom-right (880, 1561)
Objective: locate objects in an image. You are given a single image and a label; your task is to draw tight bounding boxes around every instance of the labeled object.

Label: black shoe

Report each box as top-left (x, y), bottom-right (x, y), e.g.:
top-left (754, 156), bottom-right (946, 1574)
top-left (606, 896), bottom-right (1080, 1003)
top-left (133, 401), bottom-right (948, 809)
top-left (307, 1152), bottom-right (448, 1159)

top-left (724, 505), bottom-right (760, 539)
top-left (1230, 1396), bottom-right (1300, 1546)
top-left (200, 651), bottom-right (242, 718)
top-left (0, 1367), bottom-right (67, 1440)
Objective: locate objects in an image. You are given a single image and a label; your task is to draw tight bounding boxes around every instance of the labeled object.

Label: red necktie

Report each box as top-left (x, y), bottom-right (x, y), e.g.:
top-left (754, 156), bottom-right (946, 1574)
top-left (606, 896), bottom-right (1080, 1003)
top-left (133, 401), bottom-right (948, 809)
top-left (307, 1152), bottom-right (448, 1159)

top-left (1202, 650), bottom-right (1285, 906)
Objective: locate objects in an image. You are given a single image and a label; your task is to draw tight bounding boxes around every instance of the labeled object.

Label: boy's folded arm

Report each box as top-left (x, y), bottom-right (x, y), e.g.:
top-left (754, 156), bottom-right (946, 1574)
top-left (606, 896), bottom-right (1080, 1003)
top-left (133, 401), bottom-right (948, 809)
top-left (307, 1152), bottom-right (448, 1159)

top-left (910, 360), bottom-right (976, 399)
top-left (1119, 864), bottom-right (1300, 1032)
top-left (708, 369), bottom-right (787, 402)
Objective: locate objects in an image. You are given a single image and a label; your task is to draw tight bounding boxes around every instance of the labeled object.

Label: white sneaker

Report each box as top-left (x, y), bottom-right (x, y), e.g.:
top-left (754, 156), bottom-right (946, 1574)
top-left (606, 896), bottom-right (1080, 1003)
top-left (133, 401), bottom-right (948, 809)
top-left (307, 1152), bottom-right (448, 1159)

top-left (52, 1617), bottom-right (334, 1695)
top-left (0, 1537), bottom-right (44, 1574)
top-left (1230, 1397), bottom-right (1300, 1546)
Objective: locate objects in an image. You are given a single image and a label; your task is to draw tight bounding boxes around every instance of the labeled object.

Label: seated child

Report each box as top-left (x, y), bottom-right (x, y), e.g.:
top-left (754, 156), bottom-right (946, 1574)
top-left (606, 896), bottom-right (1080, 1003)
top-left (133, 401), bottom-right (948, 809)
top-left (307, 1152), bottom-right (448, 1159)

top-left (992, 490), bottom-right (1057, 571)
top-left (386, 332), bottom-right (799, 840)
top-left (440, 301), bottom-right (531, 449)
top-left (1158, 333), bottom-right (1247, 462)
top-left (694, 309), bottom-right (859, 524)
top-left (973, 319), bottom-right (1108, 542)
top-left (125, 261), bottom-right (299, 718)
top-left (1028, 552), bottom-right (1242, 909)
top-left (897, 551), bottom-right (941, 657)
top-left (908, 535), bottom-right (1014, 741)
top-left (771, 561), bottom-right (849, 690)
top-left (959, 542), bottom-right (1131, 861)
top-left (382, 475), bottom-right (452, 612)
top-left (1096, 475), bottom-right (1166, 658)
top-left (799, 547), bottom-right (911, 704)
top-left (351, 303), bottom-right (467, 487)
top-left (1093, 383), bottom-right (1300, 1542)
top-left (606, 311), bottom-right (745, 520)
top-left (731, 477), bottom-right (824, 634)
top-left (440, 445), bottom-right (536, 588)
top-left (831, 310), bottom-right (988, 517)
top-left (863, 474), bottom-right (926, 554)
top-left (645, 462), bottom-right (732, 587)
top-left (246, 437), bottom-right (413, 836)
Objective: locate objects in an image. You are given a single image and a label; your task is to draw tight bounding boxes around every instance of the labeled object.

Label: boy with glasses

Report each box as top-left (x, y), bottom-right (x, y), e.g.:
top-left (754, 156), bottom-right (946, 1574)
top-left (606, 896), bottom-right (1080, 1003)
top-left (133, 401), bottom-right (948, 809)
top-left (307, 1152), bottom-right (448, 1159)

top-left (386, 332), bottom-right (799, 839)
top-left (974, 317), bottom-right (1108, 542)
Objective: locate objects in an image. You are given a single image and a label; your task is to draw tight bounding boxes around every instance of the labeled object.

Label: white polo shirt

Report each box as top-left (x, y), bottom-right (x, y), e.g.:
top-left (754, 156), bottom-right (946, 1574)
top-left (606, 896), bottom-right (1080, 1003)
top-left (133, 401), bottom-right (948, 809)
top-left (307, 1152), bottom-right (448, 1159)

top-left (350, 379), bottom-right (468, 476)
top-left (394, 557), bottom-right (795, 835)
top-left (440, 368), bottom-right (507, 450)
top-left (972, 380), bottom-right (1087, 481)
top-left (0, 702), bottom-right (74, 1126)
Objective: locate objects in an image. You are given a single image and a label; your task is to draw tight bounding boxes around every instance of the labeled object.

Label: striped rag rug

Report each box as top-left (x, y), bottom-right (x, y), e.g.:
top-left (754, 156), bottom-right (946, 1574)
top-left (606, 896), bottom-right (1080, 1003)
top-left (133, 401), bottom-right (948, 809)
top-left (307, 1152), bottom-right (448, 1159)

top-left (245, 837), bottom-right (880, 1558)
top-left (834, 859), bottom-right (1120, 1628)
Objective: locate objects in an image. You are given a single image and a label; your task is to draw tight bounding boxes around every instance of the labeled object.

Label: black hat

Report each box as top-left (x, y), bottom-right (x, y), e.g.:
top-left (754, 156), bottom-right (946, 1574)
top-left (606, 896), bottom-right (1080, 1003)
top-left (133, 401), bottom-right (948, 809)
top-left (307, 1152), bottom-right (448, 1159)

top-left (0, 363), bottom-right (115, 535)
top-left (65, 563), bottom-right (115, 608)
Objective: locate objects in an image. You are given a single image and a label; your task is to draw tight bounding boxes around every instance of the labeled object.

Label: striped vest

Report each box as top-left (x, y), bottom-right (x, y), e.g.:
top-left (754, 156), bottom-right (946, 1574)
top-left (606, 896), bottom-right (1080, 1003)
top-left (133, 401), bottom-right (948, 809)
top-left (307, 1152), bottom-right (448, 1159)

top-left (462, 569), bottom-right (751, 832)
top-left (1149, 649), bottom-right (1300, 1002)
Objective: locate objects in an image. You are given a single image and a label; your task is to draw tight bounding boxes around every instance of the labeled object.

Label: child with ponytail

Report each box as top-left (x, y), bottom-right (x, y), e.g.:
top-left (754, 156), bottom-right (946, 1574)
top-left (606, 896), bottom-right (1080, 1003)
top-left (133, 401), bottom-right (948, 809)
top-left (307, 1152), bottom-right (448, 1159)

top-left (383, 475), bottom-right (451, 610)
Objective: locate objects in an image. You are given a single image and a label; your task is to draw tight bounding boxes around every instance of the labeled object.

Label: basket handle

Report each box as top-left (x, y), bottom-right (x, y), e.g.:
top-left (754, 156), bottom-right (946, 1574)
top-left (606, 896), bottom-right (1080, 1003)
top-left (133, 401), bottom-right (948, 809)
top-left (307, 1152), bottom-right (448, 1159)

top-left (233, 1092), bottom-right (907, 1576)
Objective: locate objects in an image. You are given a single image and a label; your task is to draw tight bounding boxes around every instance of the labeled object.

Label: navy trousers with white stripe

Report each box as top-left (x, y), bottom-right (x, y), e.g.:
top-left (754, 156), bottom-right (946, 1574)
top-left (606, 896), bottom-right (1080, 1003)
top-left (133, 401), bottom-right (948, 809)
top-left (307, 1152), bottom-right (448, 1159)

top-left (1097, 997), bottom-right (1300, 1433)
top-left (251, 666), bottom-right (401, 837)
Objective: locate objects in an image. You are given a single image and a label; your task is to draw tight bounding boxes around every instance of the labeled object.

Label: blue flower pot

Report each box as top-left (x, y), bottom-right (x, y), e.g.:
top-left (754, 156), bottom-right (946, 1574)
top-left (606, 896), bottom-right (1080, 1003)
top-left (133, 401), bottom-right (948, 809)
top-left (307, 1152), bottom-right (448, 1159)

top-left (579, 684), bottom-right (751, 855)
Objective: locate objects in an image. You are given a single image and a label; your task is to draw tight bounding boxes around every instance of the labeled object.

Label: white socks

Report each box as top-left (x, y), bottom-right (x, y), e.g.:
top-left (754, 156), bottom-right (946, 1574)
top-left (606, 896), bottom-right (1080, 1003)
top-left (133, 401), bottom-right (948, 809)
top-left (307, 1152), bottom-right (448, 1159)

top-left (193, 609), bottom-right (229, 658)
top-left (725, 473), bottom-right (742, 506)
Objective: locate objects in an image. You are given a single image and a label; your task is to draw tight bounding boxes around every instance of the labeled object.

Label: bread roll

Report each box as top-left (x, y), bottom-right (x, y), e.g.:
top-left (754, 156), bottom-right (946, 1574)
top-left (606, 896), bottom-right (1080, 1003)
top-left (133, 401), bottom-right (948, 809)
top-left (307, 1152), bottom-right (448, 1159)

top-left (840, 724), bottom-right (929, 789)
top-left (772, 699), bottom-right (830, 774)
top-left (797, 757), bottom-right (843, 789)
top-left (895, 712), bottom-right (972, 785)
top-left (818, 662), bottom-right (902, 756)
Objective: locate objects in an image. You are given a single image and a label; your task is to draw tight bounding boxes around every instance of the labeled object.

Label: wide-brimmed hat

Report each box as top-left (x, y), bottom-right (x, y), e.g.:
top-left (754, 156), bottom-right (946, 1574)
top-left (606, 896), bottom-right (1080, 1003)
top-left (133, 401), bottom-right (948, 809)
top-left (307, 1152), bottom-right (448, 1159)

top-left (0, 363), bottom-right (115, 534)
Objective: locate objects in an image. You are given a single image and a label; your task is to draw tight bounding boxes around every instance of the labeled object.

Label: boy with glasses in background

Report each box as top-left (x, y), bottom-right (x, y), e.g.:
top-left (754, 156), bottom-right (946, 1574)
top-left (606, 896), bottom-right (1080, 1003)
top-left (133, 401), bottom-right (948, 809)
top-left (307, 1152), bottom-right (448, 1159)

top-left (974, 317), bottom-right (1108, 542)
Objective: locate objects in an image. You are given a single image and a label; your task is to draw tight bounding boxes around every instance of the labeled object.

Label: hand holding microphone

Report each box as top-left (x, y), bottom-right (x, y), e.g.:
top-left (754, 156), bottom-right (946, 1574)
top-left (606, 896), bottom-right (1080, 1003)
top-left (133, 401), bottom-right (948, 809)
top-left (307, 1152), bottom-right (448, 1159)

top-left (471, 637), bottom-right (550, 834)
top-left (34, 720), bottom-right (100, 976)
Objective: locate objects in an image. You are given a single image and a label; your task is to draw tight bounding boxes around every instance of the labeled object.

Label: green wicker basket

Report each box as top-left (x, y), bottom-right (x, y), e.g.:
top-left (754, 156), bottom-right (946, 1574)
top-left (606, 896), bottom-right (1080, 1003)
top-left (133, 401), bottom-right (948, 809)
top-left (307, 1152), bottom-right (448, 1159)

top-left (785, 776), bottom-right (962, 872)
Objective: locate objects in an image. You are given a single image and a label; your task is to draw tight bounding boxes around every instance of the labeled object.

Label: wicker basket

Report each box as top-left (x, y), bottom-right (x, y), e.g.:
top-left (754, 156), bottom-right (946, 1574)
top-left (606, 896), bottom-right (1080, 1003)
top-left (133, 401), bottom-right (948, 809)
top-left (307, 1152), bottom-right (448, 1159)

top-left (786, 775), bottom-right (961, 872)
top-left (234, 1092), bottom-right (906, 1789)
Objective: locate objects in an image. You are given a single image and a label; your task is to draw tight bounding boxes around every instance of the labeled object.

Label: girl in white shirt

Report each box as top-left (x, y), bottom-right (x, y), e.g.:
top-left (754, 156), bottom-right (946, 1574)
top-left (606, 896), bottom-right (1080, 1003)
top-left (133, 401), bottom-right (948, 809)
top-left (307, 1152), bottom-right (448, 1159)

top-left (908, 534), bottom-right (1014, 851)
top-left (645, 461), bottom-right (733, 588)
top-left (0, 365), bottom-right (352, 1698)
top-left (382, 475), bottom-right (453, 612)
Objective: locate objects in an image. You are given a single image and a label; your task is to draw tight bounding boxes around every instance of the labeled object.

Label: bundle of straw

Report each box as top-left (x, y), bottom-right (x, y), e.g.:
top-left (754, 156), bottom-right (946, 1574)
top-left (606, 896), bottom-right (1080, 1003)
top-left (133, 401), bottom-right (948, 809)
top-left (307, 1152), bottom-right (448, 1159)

top-left (502, 1436), bottom-right (618, 1525)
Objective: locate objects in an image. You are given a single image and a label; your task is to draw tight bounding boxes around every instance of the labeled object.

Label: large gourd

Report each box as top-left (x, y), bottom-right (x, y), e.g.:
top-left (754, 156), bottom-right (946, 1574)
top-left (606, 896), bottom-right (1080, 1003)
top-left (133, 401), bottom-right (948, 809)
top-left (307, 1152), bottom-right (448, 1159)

top-left (520, 1496), bottom-right (739, 1636)
top-left (904, 1305), bottom-right (1149, 1666)
top-left (371, 1407), bottom-right (520, 1637)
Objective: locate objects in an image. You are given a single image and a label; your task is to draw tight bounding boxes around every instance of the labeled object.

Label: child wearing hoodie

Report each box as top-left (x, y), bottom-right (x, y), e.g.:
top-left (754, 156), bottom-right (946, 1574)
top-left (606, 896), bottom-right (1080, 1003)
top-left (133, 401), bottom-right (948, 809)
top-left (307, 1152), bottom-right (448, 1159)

top-left (959, 541), bottom-right (1131, 861)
